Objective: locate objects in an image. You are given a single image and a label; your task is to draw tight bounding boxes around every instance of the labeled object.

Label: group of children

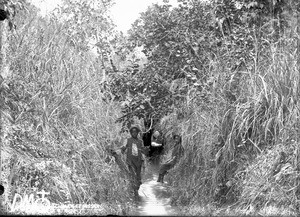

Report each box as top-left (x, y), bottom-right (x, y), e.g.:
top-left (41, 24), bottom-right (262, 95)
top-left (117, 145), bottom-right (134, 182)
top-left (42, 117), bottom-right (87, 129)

top-left (120, 125), bottom-right (184, 198)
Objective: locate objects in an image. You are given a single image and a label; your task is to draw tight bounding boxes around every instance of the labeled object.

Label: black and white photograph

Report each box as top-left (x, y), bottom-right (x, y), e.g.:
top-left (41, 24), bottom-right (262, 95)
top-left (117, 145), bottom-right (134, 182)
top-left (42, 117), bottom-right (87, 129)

top-left (0, 0), bottom-right (299, 216)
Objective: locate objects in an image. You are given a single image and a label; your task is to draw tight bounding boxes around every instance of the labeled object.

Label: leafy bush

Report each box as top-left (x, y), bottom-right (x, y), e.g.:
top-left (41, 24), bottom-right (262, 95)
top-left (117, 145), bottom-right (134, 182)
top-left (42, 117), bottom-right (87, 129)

top-left (1, 0), bottom-right (300, 215)
top-left (138, 0), bottom-right (300, 211)
top-left (1, 1), bottom-right (135, 211)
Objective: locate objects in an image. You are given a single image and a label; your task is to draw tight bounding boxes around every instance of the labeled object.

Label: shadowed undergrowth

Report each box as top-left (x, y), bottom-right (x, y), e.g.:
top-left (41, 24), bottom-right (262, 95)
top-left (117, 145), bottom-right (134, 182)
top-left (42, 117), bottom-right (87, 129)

top-left (1, 0), bottom-right (300, 216)
top-left (161, 34), bottom-right (300, 215)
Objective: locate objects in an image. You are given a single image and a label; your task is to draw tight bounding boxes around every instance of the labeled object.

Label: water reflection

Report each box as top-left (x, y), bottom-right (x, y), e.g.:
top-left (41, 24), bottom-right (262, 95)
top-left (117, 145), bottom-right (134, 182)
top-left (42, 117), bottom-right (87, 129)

top-left (136, 174), bottom-right (176, 216)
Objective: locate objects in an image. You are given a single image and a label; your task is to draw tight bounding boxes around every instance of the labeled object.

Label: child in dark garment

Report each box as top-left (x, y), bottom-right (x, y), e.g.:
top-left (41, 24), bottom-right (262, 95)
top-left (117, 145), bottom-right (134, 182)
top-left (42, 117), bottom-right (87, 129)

top-left (150, 130), bottom-right (165, 164)
top-left (121, 126), bottom-right (148, 197)
top-left (157, 134), bottom-right (184, 183)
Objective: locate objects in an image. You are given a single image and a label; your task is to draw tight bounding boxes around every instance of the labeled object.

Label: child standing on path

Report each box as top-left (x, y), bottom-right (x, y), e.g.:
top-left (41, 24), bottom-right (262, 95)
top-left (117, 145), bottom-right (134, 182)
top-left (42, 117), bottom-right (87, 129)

top-left (121, 125), bottom-right (148, 198)
top-left (150, 130), bottom-right (165, 165)
top-left (157, 134), bottom-right (184, 183)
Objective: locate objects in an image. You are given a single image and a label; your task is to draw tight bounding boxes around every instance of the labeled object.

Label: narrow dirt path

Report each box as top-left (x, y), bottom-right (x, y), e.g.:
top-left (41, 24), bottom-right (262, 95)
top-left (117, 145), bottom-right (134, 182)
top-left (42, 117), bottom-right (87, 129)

top-left (132, 162), bottom-right (179, 216)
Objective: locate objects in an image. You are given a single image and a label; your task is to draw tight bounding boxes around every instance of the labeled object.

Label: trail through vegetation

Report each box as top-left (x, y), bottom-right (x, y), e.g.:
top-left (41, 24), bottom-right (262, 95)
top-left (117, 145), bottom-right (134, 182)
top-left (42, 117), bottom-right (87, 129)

top-left (0, 0), bottom-right (300, 216)
top-left (134, 164), bottom-right (177, 216)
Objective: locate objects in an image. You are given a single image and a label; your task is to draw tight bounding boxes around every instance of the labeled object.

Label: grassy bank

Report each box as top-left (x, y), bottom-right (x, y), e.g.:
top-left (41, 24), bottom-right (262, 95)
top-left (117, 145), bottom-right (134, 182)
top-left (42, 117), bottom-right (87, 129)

top-left (161, 28), bottom-right (300, 215)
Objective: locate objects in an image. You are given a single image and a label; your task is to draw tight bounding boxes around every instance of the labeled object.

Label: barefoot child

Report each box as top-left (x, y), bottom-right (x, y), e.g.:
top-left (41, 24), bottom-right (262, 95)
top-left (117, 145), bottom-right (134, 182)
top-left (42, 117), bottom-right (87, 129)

top-left (121, 126), bottom-right (148, 197)
top-left (157, 134), bottom-right (184, 183)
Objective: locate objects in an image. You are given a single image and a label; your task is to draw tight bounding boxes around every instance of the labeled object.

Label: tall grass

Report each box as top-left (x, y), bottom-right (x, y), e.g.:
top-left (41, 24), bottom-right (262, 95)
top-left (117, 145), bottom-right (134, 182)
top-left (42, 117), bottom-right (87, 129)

top-left (2, 4), bottom-right (133, 212)
top-left (164, 29), bottom-right (300, 213)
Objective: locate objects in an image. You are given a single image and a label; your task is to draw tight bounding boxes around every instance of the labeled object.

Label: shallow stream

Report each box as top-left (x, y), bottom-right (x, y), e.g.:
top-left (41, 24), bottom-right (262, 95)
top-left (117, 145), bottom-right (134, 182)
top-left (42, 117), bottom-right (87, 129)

top-left (132, 164), bottom-right (179, 216)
